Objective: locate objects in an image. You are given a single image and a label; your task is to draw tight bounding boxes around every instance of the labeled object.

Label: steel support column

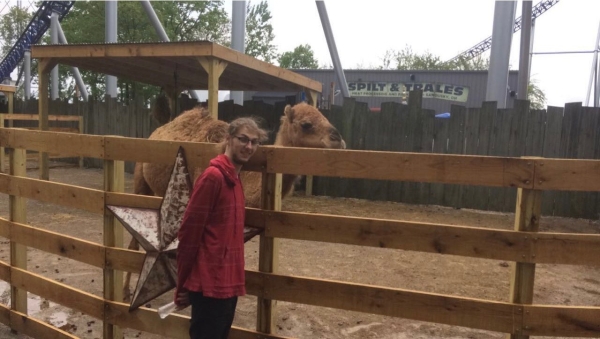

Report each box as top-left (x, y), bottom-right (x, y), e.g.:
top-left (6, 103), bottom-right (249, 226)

top-left (230, 0), bottom-right (246, 105)
top-left (517, 1), bottom-right (532, 101)
top-left (50, 11), bottom-right (59, 100)
top-left (140, 0), bottom-right (201, 101)
top-left (24, 50), bottom-right (30, 99)
top-left (586, 21), bottom-right (600, 107)
top-left (57, 22), bottom-right (89, 101)
top-left (105, 1), bottom-right (117, 98)
top-left (315, 1), bottom-right (349, 98)
top-left (485, 0), bottom-right (517, 108)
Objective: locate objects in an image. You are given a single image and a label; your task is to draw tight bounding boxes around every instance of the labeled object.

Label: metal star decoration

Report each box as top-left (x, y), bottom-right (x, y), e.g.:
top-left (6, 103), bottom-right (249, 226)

top-left (107, 146), bottom-right (263, 311)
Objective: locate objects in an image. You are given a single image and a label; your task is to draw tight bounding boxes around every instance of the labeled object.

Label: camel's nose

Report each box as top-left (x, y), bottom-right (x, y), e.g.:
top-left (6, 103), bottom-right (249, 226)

top-left (330, 127), bottom-right (346, 149)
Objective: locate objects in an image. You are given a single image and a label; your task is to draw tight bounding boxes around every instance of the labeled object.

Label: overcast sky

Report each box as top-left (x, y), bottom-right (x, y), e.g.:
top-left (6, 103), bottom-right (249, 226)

top-left (226, 0), bottom-right (600, 107)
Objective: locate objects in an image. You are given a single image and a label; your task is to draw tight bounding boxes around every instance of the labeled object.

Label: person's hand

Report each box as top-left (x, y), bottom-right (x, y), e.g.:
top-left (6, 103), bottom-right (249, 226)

top-left (174, 289), bottom-right (190, 307)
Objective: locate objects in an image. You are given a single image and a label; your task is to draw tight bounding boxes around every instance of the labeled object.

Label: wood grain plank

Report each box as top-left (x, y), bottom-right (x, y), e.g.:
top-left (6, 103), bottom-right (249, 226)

top-left (10, 310), bottom-right (78, 339)
top-left (0, 114), bottom-right (80, 121)
top-left (0, 218), bottom-right (105, 268)
top-left (0, 128), bottom-right (103, 158)
top-left (523, 305), bottom-right (600, 337)
top-left (246, 271), bottom-right (516, 333)
top-left (267, 148), bottom-right (533, 188)
top-left (11, 267), bottom-right (104, 319)
top-left (0, 174), bottom-right (104, 214)
top-left (104, 136), bottom-right (266, 172)
top-left (534, 159), bottom-right (600, 191)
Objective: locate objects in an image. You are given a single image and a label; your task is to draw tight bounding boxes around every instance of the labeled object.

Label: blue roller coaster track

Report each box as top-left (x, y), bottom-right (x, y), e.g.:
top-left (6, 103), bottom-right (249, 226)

top-left (0, 1), bottom-right (74, 82)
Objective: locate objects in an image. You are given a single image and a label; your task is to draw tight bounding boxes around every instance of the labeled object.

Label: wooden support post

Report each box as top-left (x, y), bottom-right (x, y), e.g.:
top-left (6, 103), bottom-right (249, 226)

top-left (103, 159), bottom-right (125, 339)
top-left (165, 88), bottom-right (180, 122)
top-left (305, 175), bottom-right (313, 197)
top-left (0, 113), bottom-right (5, 174)
top-left (7, 89), bottom-right (13, 128)
top-left (198, 57), bottom-right (228, 120)
top-left (304, 89), bottom-right (320, 196)
top-left (38, 59), bottom-right (54, 181)
top-left (9, 148), bottom-right (27, 324)
top-left (507, 186), bottom-right (541, 339)
top-left (256, 172), bottom-right (282, 334)
top-left (78, 117), bottom-right (84, 168)
top-left (306, 89), bottom-right (318, 107)
top-left (0, 87), bottom-right (15, 173)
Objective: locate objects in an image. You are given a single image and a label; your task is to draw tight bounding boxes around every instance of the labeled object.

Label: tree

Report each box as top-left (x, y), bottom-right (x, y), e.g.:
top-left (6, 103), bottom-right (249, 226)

top-left (278, 44), bottom-right (319, 69)
top-left (0, 4), bottom-right (35, 97)
top-left (527, 78), bottom-right (546, 110)
top-left (0, 5), bottom-right (32, 57)
top-left (245, 0), bottom-right (277, 63)
top-left (379, 45), bottom-right (546, 109)
top-left (58, 1), bottom-right (231, 103)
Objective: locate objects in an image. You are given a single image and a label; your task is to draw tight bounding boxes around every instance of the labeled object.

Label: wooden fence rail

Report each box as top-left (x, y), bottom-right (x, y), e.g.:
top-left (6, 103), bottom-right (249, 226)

top-left (0, 113), bottom-right (84, 172)
top-left (0, 128), bottom-right (599, 338)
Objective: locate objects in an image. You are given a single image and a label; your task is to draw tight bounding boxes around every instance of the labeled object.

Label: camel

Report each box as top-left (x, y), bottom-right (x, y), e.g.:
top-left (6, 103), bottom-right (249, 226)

top-left (123, 99), bottom-right (346, 301)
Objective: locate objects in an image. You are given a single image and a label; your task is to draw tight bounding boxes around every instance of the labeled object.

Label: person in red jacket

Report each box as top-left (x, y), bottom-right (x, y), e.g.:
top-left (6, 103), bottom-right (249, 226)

top-left (175, 117), bottom-right (267, 339)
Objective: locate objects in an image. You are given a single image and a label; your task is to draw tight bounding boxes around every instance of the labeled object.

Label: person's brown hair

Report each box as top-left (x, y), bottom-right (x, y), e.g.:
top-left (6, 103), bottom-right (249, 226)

top-left (218, 116), bottom-right (269, 153)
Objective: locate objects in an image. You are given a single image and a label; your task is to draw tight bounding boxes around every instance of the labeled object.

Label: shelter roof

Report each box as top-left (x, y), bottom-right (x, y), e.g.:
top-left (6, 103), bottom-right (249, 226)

top-left (30, 41), bottom-right (322, 93)
top-left (0, 85), bottom-right (16, 93)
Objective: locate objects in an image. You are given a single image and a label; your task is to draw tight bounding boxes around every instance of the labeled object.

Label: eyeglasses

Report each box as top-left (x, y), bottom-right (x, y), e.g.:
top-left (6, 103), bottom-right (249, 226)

top-left (234, 135), bottom-right (260, 146)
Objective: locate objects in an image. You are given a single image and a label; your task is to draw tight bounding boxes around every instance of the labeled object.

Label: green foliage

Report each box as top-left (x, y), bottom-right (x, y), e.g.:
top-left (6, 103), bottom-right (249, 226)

top-left (57, 1), bottom-right (231, 103)
top-left (0, 1), bottom-right (280, 103)
top-left (527, 78), bottom-right (547, 110)
top-left (245, 0), bottom-right (277, 63)
top-left (0, 5), bottom-right (35, 98)
top-left (0, 5), bottom-right (33, 57)
top-left (278, 44), bottom-right (319, 69)
top-left (379, 45), bottom-right (489, 71)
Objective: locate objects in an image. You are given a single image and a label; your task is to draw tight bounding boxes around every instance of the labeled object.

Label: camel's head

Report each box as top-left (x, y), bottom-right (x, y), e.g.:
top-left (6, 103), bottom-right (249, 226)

top-left (279, 102), bottom-right (346, 149)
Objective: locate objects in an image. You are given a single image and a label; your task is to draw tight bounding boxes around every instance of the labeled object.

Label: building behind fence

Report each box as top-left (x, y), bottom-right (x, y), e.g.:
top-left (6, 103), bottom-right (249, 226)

top-left (1, 90), bottom-right (599, 219)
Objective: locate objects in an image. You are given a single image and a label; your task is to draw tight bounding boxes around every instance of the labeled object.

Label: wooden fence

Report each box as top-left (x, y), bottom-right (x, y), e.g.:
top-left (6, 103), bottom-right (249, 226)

top-left (317, 93), bottom-right (600, 220)
top-left (0, 113), bottom-right (84, 171)
top-left (0, 127), bottom-right (599, 338)
top-left (1, 92), bottom-right (599, 219)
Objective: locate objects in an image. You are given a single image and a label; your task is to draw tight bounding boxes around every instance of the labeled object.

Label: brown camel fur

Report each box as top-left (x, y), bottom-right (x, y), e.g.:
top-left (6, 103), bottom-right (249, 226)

top-left (124, 101), bottom-right (346, 301)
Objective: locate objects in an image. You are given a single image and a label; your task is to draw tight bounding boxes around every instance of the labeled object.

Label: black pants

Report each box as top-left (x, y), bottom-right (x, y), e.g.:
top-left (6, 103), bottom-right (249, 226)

top-left (188, 291), bottom-right (238, 339)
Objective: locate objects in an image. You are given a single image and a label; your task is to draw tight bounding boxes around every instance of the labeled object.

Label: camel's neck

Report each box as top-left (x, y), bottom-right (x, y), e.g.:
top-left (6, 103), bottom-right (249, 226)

top-left (275, 121), bottom-right (300, 198)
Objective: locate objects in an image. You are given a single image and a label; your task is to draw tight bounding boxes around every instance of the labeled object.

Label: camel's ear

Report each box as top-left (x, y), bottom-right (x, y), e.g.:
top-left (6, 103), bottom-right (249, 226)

top-left (284, 104), bottom-right (294, 123)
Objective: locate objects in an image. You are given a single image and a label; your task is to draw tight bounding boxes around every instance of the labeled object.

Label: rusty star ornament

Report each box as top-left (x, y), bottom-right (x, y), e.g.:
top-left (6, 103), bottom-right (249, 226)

top-left (107, 146), bottom-right (263, 311)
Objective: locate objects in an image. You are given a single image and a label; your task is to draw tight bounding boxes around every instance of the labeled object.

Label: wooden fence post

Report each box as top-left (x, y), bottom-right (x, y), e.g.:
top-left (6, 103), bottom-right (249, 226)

top-left (0, 113), bottom-right (5, 173)
top-left (0, 89), bottom-right (15, 173)
top-left (38, 62), bottom-right (50, 181)
top-left (304, 89), bottom-right (320, 196)
top-left (256, 169), bottom-right (282, 334)
top-left (507, 165), bottom-right (541, 339)
top-left (103, 159), bottom-right (124, 339)
top-left (9, 147), bottom-right (27, 329)
top-left (78, 117), bottom-right (84, 168)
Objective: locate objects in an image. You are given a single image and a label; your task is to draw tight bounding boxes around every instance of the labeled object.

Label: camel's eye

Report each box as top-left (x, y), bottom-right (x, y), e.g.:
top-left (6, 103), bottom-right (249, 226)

top-left (301, 122), bottom-right (313, 130)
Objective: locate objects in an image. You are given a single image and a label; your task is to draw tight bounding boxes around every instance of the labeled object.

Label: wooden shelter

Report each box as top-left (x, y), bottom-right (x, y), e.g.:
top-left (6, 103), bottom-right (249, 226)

top-left (30, 41), bottom-right (322, 179)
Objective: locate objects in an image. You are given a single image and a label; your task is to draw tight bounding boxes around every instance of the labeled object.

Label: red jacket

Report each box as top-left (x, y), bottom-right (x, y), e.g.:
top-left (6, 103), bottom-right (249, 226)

top-left (176, 154), bottom-right (246, 299)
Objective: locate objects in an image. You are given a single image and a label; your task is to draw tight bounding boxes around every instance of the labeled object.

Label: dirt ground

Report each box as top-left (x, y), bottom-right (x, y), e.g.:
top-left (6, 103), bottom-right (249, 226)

top-left (0, 162), bottom-right (599, 339)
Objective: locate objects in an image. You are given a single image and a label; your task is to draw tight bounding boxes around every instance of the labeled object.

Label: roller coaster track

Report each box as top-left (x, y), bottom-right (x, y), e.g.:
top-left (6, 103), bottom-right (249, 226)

top-left (445, 0), bottom-right (560, 63)
top-left (0, 1), bottom-right (74, 82)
